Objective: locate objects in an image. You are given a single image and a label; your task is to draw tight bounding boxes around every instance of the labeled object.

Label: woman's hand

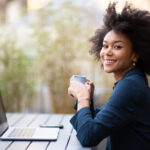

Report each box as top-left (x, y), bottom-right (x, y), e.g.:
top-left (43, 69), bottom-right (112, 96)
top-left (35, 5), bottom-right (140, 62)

top-left (86, 79), bottom-right (95, 99)
top-left (68, 76), bottom-right (94, 110)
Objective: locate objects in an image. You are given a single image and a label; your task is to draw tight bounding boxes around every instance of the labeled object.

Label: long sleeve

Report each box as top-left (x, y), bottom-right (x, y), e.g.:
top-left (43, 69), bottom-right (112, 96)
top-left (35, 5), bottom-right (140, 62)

top-left (73, 98), bottom-right (95, 118)
top-left (70, 77), bottom-right (144, 147)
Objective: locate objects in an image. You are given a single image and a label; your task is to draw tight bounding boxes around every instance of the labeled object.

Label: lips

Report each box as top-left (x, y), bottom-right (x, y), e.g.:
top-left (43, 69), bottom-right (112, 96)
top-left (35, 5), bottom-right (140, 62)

top-left (104, 59), bottom-right (116, 65)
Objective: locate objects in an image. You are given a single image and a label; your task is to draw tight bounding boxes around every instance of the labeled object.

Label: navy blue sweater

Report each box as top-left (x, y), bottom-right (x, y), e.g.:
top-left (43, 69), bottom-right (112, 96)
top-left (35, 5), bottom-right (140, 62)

top-left (70, 68), bottom-right (150, 150)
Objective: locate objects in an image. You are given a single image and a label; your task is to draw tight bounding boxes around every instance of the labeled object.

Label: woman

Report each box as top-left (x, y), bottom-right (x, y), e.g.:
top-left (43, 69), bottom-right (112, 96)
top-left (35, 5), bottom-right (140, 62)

top-left (68, 2), bottom-right (150, 150)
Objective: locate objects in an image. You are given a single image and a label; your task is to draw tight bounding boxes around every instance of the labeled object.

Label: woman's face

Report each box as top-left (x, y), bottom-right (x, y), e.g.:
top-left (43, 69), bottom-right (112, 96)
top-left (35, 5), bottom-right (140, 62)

top-left (100, 30), bottom-right (138, 80)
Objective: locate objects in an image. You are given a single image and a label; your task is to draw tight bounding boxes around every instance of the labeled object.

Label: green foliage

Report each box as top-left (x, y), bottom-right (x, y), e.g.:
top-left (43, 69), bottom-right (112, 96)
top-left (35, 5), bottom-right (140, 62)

top-left (31, 1), bottom-right (94, 113)
top-left (0, 27), bottom-right (36, 112)
top-left (0, 1), bottom-right (107, 113)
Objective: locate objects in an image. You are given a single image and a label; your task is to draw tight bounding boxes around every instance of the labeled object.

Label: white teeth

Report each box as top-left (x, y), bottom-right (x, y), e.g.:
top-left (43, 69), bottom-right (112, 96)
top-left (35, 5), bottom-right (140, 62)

top-left (105, 60), bottom-right (114, 63)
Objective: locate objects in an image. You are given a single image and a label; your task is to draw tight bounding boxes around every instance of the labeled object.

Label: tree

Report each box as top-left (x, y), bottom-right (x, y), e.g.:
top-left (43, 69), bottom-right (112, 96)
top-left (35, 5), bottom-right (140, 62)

top-left (0, 26), bottom-right (36, 112)
top-left (32, 1), bottom-right (95, 113)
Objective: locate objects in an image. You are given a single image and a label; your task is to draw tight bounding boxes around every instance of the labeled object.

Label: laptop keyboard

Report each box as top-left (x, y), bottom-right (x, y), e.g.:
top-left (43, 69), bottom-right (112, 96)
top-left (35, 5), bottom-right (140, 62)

top-left (8, 128), bottom-right (35, 137)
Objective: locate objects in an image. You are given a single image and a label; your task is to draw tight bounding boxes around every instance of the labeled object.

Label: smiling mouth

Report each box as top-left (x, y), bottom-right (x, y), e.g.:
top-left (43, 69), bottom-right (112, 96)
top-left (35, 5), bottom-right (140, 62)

top-left (104, 59), bottom-right (116, 65)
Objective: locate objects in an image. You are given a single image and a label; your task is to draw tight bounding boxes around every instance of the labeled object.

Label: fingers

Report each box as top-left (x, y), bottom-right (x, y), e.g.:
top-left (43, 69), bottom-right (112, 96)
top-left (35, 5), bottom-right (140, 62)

top-left (68, 87), bottom-right (72, 96)
top-left (68, 76), bottom-right (95, 100)
top-left (86, 78), bottom-right (90, 82)
top-left (85, 81), bottom-right (94, 86)
top-left (70, 75), bottom-right (74, 81)
top-left (68, 87), bottom-right (76, 99)
top-left (85, 78), bottom-right (94, 84)
top-left (85, 81), bottom-right (95, 97)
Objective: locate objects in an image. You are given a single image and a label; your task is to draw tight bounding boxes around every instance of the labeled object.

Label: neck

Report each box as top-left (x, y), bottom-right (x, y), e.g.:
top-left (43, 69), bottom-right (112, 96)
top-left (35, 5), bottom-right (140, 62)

top-left (113, 66), bottom-right (135, 82)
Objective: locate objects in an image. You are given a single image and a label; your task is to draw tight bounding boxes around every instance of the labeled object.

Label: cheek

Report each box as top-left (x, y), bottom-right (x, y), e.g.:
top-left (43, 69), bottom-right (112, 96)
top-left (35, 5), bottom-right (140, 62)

top-left (117, 52), bottom-right (132, 64)
top-left (100, 50), bottom-right (104, 59)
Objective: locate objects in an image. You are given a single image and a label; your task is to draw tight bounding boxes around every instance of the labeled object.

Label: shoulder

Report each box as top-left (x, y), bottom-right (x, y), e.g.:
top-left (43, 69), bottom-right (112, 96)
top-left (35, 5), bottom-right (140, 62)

top-left (114, 73), bottom-right (146, 94)
top-left (116, 68), bottom-right (148, 90)
top-left (110, 74), bottom-right (147, 106)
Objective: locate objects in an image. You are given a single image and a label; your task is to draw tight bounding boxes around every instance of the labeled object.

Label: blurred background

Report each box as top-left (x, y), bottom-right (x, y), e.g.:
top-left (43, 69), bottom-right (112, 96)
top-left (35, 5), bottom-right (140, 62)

top-left (0, 0), bottom-right (150, 113)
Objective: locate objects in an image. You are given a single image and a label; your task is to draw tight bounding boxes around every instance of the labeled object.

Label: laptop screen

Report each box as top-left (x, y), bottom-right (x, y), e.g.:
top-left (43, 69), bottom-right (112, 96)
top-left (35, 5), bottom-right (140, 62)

top-left (0, 93), bottom-right (8, 136)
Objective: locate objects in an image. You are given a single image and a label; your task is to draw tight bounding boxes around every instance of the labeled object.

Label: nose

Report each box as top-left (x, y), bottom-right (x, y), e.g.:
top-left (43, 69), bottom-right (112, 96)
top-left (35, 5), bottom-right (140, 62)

top-left (105, 46), bottom-right (113, 56)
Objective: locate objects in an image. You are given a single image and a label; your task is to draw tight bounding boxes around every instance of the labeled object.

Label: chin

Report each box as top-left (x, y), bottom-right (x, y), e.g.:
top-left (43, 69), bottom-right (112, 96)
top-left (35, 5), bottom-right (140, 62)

top-left (103, 66), bottom-right (113, 73)
top-left (105, 71), bottom-right (113, 73)
top-left (103, 69), bottom-right (113, 73)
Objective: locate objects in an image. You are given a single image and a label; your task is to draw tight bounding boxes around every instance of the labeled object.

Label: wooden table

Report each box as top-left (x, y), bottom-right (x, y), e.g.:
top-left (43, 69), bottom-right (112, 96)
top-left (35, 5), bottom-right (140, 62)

top-left (0, 113), bottom-right (91, 150)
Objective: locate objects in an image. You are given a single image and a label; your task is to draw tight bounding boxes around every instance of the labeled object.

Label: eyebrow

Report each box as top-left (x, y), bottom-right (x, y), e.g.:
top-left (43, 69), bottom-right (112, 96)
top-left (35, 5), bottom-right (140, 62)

top-left (103, 40), bottom-right (124, 44)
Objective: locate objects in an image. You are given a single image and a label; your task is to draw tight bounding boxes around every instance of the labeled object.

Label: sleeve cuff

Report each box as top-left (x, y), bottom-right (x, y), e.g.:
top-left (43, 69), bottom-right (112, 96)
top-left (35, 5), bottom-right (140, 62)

top-left (70, 107), bottom-right (92, 130)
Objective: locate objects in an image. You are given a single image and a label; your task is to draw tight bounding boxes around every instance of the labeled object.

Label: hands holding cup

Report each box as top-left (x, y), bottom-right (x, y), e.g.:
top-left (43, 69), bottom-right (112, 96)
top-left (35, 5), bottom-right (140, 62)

top-left (68, 75), bottom-right (94, 111)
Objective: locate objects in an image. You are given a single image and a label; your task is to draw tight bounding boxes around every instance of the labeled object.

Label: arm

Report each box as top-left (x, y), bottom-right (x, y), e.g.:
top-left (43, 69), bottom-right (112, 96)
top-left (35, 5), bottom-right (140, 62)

top-left (74, 98), bottom-right (96, 118)
top-left (68, 78), bottom-right (95, 115)
top-left (70, 79), bottom-right (142, 147)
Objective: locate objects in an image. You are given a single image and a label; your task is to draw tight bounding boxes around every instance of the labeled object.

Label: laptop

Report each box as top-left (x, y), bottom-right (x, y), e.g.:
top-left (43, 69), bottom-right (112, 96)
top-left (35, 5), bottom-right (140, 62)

top-left (0, 93), bottom-right (60, 141)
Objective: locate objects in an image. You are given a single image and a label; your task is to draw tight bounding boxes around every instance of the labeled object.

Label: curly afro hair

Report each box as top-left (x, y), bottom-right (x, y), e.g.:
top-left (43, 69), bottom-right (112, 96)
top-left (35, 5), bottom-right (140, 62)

top-left (89, 2), bottom-right (150, 75)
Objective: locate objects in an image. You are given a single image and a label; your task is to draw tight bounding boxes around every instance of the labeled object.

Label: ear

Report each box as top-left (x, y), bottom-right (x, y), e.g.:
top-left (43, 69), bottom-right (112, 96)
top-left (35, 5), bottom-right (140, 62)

top-left (132, 52), bottom-right (139, 63)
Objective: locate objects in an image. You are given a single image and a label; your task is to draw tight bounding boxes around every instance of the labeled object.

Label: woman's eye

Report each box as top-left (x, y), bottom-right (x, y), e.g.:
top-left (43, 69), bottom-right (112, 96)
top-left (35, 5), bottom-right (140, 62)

top-left (114, 45), bottom-right (122, 49)
top-left (102, 44), bottom-right (108, 49)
